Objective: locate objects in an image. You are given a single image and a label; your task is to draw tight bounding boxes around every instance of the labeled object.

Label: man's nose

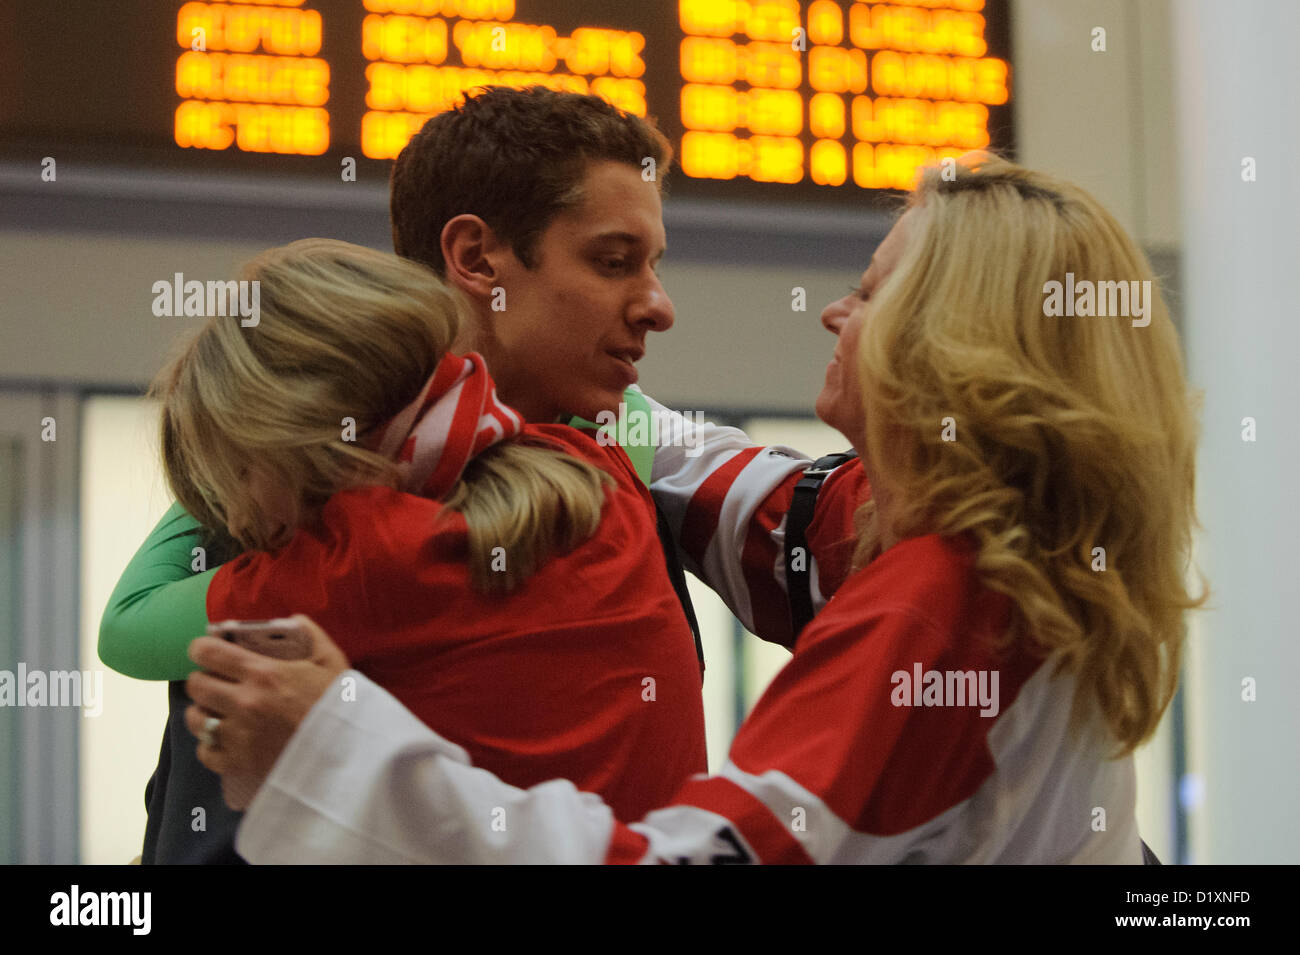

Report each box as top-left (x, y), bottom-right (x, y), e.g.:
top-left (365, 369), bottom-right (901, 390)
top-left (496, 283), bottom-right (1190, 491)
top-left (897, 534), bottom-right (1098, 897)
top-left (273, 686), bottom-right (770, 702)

top-left (630, 271), bottom-right (674, 332)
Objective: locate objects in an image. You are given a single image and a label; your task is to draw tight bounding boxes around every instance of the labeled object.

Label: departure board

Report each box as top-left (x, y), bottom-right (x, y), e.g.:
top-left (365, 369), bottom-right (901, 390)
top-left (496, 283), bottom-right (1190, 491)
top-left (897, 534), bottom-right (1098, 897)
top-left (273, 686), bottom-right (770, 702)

top-left (0, 0), bottom-right (1014, 202)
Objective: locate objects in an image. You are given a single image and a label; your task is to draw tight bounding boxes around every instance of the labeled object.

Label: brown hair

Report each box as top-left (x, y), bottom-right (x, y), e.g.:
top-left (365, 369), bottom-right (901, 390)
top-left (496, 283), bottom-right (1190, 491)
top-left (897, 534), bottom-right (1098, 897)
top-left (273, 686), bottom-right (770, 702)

top-left (390, 85), bottom-right (673, 275)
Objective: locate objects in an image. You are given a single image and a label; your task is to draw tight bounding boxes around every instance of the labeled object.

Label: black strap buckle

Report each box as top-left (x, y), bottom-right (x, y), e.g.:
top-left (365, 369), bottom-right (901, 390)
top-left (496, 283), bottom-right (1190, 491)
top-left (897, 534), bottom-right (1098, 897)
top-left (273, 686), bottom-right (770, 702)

top-left (785, 450), bottom-right (858, 645)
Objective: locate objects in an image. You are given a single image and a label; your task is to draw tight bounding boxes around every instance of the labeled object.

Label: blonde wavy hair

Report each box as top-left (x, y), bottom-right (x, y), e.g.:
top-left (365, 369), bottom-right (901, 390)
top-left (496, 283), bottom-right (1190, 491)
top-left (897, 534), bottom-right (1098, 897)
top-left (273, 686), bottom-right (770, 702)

top-left (155, 238), bottom-right (612, 593)
top-left (853, 153), bottom-right (1206, 753)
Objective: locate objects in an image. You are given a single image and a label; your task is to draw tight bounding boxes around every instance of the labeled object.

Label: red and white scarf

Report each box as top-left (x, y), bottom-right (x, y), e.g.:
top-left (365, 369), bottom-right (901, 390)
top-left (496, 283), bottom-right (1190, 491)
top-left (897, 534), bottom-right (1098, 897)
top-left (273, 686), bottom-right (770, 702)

top-left (368, 352), bottom-right (525, 500)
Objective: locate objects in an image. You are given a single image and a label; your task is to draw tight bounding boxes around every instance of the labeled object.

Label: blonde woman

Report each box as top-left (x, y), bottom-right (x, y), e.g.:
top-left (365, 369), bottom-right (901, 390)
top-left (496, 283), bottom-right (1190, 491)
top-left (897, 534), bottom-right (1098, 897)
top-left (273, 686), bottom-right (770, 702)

top-left (102, 239), bottom-right (706, 860)
top-left (201, 154), bottom-right (1205, 864)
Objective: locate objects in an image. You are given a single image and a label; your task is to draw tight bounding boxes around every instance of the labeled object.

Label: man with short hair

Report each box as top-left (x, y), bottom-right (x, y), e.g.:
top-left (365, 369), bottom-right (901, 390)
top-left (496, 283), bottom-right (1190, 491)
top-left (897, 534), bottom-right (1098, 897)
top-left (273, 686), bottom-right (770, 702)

top-left (389, 85), bottom-right (675, 425)
top-left (383, 86), bottom-right (853, 648)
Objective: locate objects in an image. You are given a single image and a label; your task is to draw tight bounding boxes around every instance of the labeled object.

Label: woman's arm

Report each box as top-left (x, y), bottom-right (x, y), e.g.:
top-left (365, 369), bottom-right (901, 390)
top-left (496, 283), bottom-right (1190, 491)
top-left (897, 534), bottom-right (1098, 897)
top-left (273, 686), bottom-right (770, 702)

top-left (232, 661), bottom-right (879, 865)
top-left (640, 393), bottom-right (816, 645)
top-left (98, 501), bottom-right (228, 680)
top-left (641, 393), bottom-right (870, 647)
top-left (231, 622), bottom-right (898, 866)
top-left (234, 670), bottom-right (620, 864)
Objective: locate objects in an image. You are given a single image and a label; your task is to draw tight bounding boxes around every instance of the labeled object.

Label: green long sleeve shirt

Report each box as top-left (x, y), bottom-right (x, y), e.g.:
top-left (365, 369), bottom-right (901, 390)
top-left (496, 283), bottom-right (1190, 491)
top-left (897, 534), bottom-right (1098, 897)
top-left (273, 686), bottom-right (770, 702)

top-left (97, 502), bottom-right (229, 680)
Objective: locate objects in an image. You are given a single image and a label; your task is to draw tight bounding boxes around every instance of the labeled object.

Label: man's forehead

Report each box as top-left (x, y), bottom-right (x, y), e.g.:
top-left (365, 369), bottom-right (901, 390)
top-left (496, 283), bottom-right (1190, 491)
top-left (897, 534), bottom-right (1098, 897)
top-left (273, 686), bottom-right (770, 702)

top-left (563, 161), bottom-right (664, 226)
top-left (556, 200), bottom-right (666, 252)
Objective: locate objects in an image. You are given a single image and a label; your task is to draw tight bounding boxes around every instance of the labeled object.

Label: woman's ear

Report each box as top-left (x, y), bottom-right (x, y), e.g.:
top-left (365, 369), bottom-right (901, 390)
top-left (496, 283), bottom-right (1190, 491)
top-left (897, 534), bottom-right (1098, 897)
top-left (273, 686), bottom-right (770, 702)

top-left (441, 215), bottom-right (504, 305)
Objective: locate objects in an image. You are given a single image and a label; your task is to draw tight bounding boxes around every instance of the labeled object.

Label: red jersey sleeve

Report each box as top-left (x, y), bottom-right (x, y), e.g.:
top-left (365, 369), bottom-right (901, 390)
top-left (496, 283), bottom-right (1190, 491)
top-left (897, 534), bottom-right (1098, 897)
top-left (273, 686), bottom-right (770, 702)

top-left (608, 537), bottom-right (1037, 864)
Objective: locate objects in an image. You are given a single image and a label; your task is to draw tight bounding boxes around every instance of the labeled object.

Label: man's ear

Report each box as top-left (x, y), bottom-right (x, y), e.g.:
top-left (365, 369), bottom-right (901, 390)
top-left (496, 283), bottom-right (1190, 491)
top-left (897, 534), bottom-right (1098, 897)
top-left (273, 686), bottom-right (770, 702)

top-left (441, 214), bottom-right (507, 304)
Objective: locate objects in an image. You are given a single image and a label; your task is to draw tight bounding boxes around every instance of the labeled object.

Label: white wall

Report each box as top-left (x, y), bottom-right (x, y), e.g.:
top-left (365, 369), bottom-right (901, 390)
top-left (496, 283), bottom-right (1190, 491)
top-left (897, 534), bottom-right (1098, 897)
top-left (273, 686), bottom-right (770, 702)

top-left (1173, 0), bottom-right (1300, 865)
top-left (0, 233), bottom-right (262, 389)
top-left (78, 397), bottom-right (171, 864)
top-left (1011, 0), bottom-right (1180, 250)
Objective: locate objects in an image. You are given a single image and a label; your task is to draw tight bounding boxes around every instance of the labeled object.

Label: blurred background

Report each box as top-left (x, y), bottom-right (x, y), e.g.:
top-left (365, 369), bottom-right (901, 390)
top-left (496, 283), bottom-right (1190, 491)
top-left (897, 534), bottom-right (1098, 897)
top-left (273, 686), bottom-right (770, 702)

top-left (1, 0), bottom-right (1296, 863)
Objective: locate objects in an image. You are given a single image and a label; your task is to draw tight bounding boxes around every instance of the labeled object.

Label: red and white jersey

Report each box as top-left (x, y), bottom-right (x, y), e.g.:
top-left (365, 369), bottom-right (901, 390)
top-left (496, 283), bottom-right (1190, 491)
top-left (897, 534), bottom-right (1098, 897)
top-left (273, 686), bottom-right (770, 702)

top-left (644, 395), bottom-right (870, 648)
top-left (210, 424), bottom-right (707, 824)
top-left (238, 533), bottom-right (1142, 865)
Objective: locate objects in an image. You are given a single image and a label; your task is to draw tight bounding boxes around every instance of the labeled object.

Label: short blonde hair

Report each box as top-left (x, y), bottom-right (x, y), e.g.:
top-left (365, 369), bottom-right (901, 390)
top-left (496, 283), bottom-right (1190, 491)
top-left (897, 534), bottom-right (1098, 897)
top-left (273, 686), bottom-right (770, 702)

top-left (854, 153), bottom-right (1206, 753)
top-left (156, 238), bottom-right (611, 592)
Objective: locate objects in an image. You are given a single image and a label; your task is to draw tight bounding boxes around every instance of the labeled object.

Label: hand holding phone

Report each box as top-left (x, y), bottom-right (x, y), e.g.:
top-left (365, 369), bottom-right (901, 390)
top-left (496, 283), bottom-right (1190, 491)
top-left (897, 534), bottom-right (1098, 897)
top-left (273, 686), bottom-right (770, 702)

top-left (206, 618), bottom-right (313, 660)
top-left (201, 618), bottom-right (314, 809)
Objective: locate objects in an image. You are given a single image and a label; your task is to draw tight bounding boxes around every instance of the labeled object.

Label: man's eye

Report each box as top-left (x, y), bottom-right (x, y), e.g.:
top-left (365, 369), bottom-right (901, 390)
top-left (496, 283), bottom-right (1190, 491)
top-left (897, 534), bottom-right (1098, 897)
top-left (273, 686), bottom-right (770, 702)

top-left (598, 258), bottom-right (629, 272)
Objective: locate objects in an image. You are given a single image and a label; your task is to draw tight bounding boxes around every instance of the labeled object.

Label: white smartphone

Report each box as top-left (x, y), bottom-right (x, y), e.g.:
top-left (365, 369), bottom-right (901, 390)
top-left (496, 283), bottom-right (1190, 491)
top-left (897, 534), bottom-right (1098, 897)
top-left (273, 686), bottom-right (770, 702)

top-left (206, 618), bottom-right (313, 660)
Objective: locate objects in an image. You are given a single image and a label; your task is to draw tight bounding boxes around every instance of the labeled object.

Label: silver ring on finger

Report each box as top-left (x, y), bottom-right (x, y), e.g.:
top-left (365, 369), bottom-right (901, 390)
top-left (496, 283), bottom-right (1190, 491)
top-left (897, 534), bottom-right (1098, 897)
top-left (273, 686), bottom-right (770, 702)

top-left (200, 715), bottom-right (222, 749)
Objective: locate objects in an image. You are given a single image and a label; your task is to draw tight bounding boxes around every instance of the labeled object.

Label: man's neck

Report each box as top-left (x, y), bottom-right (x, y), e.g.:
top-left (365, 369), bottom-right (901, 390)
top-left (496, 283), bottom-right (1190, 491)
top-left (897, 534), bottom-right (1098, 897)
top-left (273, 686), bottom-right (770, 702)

top-left (452, 325), bottom-right (561, 423)
top-left (499, 386), bottom-right (562, 424)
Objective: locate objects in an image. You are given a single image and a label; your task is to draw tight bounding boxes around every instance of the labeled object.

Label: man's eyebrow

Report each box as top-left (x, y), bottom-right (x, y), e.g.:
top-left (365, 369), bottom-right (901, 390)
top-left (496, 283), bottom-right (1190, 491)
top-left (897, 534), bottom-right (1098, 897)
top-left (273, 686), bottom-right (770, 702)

top-left (587, 231), bottom-right (644, 246)
top-left (587, 230), bottom-right (666, 262)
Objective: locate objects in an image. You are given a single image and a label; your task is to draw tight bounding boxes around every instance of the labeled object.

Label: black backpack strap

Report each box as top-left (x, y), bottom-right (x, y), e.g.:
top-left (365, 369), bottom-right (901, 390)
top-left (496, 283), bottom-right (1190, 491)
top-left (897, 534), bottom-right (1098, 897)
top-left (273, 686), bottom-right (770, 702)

top-left (656, 501), bottom-right (705, 681)
top-left (785, 451), bottom-right (859, 645)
